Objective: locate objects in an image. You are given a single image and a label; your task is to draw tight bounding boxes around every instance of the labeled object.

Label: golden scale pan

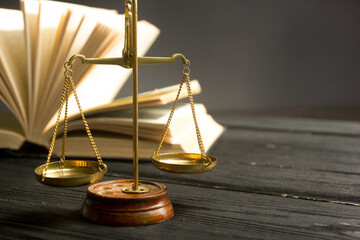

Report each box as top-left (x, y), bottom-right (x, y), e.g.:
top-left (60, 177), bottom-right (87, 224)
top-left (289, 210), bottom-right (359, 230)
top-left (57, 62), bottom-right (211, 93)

top-left (34, 0), bottom-right (217, 226)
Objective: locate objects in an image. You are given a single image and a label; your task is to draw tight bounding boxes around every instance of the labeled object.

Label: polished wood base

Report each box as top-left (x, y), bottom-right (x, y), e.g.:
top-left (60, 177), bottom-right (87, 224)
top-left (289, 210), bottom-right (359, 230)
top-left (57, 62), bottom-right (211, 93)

top-left (81, 179), bottom-right (174, 226)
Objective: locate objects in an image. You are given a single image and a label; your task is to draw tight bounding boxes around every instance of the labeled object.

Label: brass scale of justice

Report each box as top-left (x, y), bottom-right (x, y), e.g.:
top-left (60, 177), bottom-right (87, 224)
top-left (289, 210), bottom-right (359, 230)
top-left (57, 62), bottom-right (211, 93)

top-left (34, 0), bottom-right (217, 226)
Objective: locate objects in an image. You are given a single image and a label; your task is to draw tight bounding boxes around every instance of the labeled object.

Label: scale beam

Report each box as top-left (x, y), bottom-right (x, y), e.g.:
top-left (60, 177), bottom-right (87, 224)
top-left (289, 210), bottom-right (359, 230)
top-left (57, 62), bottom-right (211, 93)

top-left (69, 54), bottom-right (189, 68)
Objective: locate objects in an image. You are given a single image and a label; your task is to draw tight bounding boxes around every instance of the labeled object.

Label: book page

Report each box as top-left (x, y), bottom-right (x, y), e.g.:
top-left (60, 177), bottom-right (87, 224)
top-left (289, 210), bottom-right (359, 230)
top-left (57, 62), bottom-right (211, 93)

top-left (78, 80), bottom-right (201, 117)
top-left (0, 110), bottom-right (25, 150)
top-left (0, 8), bottom-right (28, 132)
top-left (22, 0), bottom-right (119, 136)
top-left (178, 113), bottom-right (224, 154)
top-left (19, 0), bottom-right (126, 144)
top-left (30, 0), bottom-right (68, 136)
top-left (20, 0), bottom-right (39, 136)
top-left (52, 131), bottom-right (185, 159)
top-left (0, 80), bottom-right (23, 127)
top-left (39, 12), bottom-right (94, 110)
top-left (34, 14), bottom-right (123, 139)
top-left (36, 3), bottom-right (119, 129)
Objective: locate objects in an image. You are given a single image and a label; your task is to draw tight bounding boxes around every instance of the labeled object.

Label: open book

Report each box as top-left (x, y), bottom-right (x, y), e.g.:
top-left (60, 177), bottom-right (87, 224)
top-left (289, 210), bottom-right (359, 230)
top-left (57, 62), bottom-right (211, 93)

top-left (0, 0), bottom-right (224, 159)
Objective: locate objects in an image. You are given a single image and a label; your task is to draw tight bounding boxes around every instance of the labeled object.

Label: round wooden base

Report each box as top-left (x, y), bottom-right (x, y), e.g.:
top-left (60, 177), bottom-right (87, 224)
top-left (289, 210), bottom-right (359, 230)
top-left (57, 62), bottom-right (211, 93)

top-left (81, 179), bottom-right (174, 226)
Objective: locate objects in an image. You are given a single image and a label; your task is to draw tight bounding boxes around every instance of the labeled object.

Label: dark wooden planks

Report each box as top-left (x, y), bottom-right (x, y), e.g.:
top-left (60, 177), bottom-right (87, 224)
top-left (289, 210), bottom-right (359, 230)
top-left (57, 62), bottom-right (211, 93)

top-left (0, 157), bottom-right (360, 240)
top-left (1, 114), bottom-right (360, 239)
top-left (212, 113), bottom-right (360, 136)
top-left (93, 126), bottom-right (360, 204)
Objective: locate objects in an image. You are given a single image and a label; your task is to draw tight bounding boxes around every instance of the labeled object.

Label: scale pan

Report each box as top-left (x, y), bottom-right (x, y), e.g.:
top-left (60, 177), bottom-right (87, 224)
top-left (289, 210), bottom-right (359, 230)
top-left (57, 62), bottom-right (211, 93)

top-left (152, 153), bottom-right (216, 174)
top-left (34, 160), bottom-right (106, 187)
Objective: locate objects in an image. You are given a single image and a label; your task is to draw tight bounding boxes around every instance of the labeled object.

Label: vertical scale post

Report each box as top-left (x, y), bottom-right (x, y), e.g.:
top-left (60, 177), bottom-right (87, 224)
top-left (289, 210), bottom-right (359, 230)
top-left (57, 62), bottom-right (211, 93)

top-left (132, 0), bottom-right (139, 191)
top-left (122, 0), bottom-right (149, 193)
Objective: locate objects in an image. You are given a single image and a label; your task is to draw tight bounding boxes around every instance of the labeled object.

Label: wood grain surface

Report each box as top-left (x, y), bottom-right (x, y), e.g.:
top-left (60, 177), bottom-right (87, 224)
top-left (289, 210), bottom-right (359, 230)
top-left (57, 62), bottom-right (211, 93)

top-left (1, 113), bottom-right (360, 239)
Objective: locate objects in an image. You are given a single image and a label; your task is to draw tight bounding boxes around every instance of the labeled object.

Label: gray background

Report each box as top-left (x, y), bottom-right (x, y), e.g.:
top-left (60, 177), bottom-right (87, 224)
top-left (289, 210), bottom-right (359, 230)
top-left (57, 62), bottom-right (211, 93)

top-left (2, 0), bottom-right (360, 112)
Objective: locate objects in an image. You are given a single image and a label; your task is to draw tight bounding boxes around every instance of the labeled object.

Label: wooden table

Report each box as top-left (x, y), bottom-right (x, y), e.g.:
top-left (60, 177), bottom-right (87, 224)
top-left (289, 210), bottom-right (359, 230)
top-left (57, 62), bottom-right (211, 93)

top-left (1, 113), bottom-right (360, 239)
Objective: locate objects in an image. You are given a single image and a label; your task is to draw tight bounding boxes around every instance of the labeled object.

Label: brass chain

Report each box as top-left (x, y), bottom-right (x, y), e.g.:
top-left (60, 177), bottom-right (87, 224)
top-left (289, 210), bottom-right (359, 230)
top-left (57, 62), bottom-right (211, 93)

top-left (154, 58), bottom-right (209, 164)
top-left (66, 64), bottom-right (104, 168)
top-left (42, 67), bottom-right (70, 180)
top-left (154, 72), bottom-right (185, 156)
top-left (184, 71), bottom-right (208, 160)
top-left (41, 60), bottom-right (105, 181)
top-left (60, 72), bottom-right (70, 164)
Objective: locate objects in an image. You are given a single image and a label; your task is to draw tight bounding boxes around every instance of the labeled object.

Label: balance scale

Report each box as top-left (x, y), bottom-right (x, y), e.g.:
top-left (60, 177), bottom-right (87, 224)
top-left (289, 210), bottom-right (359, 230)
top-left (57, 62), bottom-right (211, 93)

top-left (34, 0), bottom-right (217, 226)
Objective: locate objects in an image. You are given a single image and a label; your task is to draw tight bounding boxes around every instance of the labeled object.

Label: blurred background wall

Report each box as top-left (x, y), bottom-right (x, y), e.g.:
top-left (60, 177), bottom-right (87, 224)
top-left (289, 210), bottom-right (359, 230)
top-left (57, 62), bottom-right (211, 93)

top-left (2, 0), bottom-right (360, 113)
